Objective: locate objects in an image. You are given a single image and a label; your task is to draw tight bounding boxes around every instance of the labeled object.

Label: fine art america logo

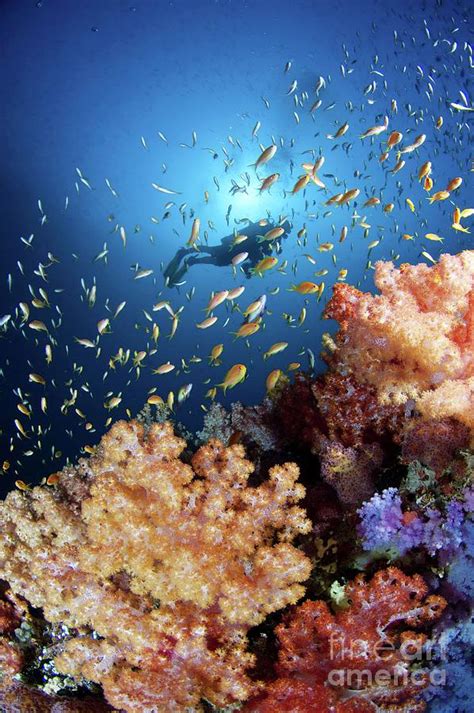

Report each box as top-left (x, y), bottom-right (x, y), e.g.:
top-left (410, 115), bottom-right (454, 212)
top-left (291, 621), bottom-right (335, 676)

top-left (327, 633), bottom-right (447, 689)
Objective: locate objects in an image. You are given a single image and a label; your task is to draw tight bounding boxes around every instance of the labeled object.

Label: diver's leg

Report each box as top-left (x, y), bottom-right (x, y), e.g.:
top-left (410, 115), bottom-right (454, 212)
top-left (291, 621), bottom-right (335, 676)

top-left (163, 247), bottom-right (195, 281)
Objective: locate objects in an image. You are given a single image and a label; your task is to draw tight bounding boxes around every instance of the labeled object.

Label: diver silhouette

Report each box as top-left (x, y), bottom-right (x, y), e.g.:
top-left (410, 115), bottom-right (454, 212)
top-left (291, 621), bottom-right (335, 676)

top-left (163, 219), bottom-right (291, 287)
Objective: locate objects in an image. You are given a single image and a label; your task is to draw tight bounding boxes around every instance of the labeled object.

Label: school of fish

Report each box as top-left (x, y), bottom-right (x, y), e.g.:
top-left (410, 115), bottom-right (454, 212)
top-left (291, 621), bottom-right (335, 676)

top-left (1, 12), bottom-right (472, 487)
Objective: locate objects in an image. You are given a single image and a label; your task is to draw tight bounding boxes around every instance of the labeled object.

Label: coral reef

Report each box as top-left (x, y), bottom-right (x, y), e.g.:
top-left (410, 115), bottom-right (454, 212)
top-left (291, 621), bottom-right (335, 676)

top-left (400, 418), bottom-right (471, 476)
top-left (271, 368), bottom-right (405, 506)
top-left (0, 252), bottom-right (472, 712)
top-left (245, 567), bottom-right (447, 712)
top-left (0, 682), bottom-right (112, 712)
top-left (230, 400), bottom-right (280, 453)
top-left (324, 251), bottom-right (474, 436)
top-left (195, 401), bottom-right (233, 445)
top-left (319, 438), bottom-right (383, 506)
top-left (357, 487), bottom-right (473, 557)
top-left (269, 252), bottom-right (474, 508)
top-left (0, 589), bottom-right (24, 683)
top-left (423, 610), bottom-right (474, 712)
top-left (444, 518), bottom-right (474, 601)
top-left (0, 420), bottom-right (311, 711)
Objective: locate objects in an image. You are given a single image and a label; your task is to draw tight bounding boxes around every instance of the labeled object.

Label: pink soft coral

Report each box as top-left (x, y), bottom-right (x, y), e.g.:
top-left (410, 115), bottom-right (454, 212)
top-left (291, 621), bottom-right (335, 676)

top-left (324, 252), bottom-right (474, 437)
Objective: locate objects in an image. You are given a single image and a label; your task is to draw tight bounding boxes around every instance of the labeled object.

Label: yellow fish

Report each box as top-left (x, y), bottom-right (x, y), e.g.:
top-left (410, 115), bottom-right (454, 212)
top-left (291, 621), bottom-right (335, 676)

top-left (209, 343), bottom-right (224, 364)
top-left (263, 342), bottom-right (288, 360)
top-left (152, 362), bottom-right (175, 375)
top-left (255, 144), bottom-right (277, 168)
top-left (387, 130), bottom-right (403, 148)
top-left (266, 369), bottom-right (283, 391)
top-left (14, 419), bottom-right (29, 438)
top-left (233, 321), bottom-right (260, 339)
top-left (418, 161), bottom-right (432, 181)
top-left (400, 133), bottom-right (426, 154)
top-left (97, 318), bottom-right (110, 335)
top-left (428, 190), bottom-right (450, 204)
top-left (292, 174), bottom-right (311, 194)
top-left (339, 188), bottom-right (360, 204)
top-left (29, 373), bottom-right (46, 385)
top-left (252, 256), bottom-right (278, 275)
top-left (360, 116), bottom-right (389, 138)
top-left (258, 227), bottom-right (285, 242)
top-left (17, 403), bottom-right (31, 418)
top-left (218, 364), bottom-right (247, 393)
top-left (196, 316), bottom-right (218, 329)
top-left (325, 193), bottom-right (343, 205)
top-left (363, 197), bottom-right (380, 207)
top-left (206, 290), bottom-right (228, 313)
top-left (390, 159), bottom-right (405, 174)
top-left (446, 177), bottom-right (462, 192)
top-left (259, 173), bottom-right (280, 193)
top-left (227, 285), bottom-right (245, 300)
top-left (187, 218), bottom-right (200, 248)
top-left (29, 320), bottom-right (48, 333)
top-left (105, 395), bottom-right (122, 410)
top-left (452, 223), bottom-right (470, 234)
top-left (290, 281), bottom-right (320, 294)
top-left (424, 176), bottom-right (434, 192)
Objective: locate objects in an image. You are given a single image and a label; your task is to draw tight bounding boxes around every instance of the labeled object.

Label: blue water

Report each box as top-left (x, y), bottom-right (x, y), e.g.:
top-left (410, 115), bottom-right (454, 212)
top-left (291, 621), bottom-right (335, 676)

top-left (0, 0), bottom-right (472, 491)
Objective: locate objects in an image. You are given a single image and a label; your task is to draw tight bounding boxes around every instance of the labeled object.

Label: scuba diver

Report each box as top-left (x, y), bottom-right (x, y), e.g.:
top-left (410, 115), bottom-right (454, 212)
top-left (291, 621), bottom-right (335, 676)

top-left (163, 219), bottom-right (291, 287)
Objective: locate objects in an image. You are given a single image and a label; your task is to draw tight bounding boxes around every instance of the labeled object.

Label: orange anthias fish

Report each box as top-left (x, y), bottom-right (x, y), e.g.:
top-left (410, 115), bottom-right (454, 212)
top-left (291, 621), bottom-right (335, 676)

top-left (259, 173), bottom-right (280, 193)
top-left (290, 281), bottom-right (320, 294)
top-left (218, 364), bottom-right (247, 393)
top-left (233, 321), bottom-right (260, 339)
top-left (255, 144), bottom-right (277, 168)
top-left (252, 256), bottom-right (278, 276)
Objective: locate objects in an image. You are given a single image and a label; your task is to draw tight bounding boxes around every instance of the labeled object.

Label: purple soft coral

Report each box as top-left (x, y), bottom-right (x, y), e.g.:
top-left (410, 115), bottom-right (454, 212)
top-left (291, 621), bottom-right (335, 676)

top-left (357, 487), bottom-right (426, 554)
top-left (357, 487), bottom-right (473, 557)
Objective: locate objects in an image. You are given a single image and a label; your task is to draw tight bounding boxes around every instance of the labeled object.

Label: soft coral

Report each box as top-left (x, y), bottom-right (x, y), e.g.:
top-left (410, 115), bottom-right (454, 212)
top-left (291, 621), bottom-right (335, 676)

top-left (245, 567), bottom-right (446, 713)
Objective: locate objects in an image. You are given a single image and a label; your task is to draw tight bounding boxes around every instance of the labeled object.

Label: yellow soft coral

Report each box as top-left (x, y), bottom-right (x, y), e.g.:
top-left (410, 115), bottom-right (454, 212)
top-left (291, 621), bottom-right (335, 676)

top-left (325, 250), bottom-right (474, 437)
top-left (0, 420), bottom-right (311, 712)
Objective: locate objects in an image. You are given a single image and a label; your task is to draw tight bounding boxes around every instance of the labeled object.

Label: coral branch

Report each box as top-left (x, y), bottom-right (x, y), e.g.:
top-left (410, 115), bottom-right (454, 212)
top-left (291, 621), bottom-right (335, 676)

top-left (0, 420), bottom-right (311, 711)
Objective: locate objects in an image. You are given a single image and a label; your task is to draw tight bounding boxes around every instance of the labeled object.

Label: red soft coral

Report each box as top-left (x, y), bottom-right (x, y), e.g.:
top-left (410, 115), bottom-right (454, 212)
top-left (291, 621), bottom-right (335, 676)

top-left (245, 567), bottom-right (446, 713)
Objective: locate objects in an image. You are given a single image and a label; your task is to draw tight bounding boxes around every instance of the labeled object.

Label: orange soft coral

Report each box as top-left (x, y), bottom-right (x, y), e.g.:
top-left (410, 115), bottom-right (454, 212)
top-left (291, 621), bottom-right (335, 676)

top-left (0, 420), bottom-right (311, 712)
top-left (245, 567), bottom-right (446, 713)
top-left (324, 251), bottom-right (474, 437)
